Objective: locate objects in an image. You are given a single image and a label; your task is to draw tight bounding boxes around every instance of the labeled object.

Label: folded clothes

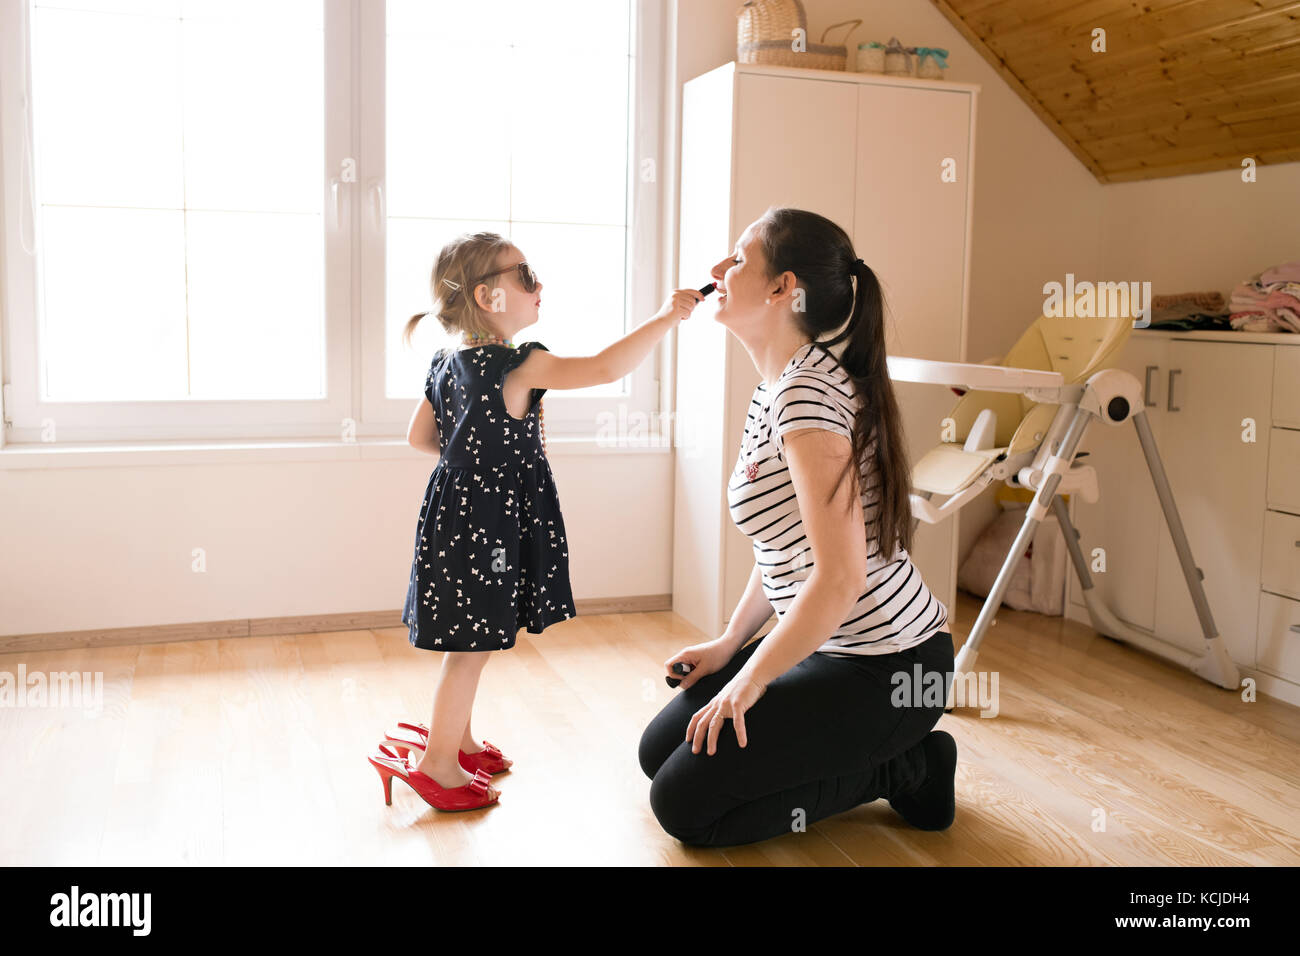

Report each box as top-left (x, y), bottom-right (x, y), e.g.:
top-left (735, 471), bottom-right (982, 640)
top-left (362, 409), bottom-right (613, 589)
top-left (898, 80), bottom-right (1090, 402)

top-left (1149, 297), bottom-right (1227, 330)
top-left (1230, 311), bottom-right (1299, 333)
top-left (1227, 263), bottom-right (1300, 333)
top-left (1230, 287), bottom-right (1300, 313)
top-left (1261, 260), bottom-right (1300, 285)
top-left (1152, 290), bottom-right (1225, 311)
top-left (1150, 313), bottom-right (1233, 331)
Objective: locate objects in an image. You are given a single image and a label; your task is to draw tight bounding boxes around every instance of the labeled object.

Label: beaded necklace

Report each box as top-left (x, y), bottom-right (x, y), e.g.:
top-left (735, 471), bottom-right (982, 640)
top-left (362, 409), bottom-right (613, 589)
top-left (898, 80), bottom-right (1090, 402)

top-left (461, 332), bottom-right (547, 453)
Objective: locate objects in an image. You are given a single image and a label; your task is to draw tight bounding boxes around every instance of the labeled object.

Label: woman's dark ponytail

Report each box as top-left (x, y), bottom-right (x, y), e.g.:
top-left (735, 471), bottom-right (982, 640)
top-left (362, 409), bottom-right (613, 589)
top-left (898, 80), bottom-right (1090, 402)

top-left (756, 208), bottom-right (915, 558)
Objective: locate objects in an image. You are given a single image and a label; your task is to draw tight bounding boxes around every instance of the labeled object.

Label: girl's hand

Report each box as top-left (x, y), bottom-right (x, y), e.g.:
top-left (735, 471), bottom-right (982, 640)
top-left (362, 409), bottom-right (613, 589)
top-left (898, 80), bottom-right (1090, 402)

top-left (665, 638), bottom-right (733, 691)
top-left (654, 288), bottom-right (707, 324)
top-left (685, 671), bottom-right (767, 755)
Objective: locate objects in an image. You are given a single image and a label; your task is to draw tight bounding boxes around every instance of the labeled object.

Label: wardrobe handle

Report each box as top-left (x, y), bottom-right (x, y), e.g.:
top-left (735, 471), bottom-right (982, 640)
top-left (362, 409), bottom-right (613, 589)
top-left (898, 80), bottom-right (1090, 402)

top-left (1144, 365), bottom-right (1157, 407)
top-left (1291, 624), bottom-right (1300, 634)
top-left (1167, 368), bottom-right (1181, 412)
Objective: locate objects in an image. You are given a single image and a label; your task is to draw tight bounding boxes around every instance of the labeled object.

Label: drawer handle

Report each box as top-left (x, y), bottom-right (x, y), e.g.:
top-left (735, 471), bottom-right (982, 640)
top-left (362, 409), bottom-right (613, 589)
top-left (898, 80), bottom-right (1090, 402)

top-left (1292, 624), bottom-right (1300, 634)
top-left (1167, 368), bottom-right (1181, 412)
top-left (1144, 365), bottom-right (1157, 408)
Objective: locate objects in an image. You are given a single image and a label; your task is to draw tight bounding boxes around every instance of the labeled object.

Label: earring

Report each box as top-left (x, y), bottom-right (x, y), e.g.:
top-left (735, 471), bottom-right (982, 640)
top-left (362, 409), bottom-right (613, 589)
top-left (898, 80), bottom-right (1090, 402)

top-left (765, 297), bottom-right (771, 304)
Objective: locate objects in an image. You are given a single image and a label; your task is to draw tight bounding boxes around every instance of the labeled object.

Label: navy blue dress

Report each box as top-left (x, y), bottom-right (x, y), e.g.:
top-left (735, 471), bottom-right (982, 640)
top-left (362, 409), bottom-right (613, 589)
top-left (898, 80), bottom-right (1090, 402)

top-left (401, 342), bottom-right (576, 651)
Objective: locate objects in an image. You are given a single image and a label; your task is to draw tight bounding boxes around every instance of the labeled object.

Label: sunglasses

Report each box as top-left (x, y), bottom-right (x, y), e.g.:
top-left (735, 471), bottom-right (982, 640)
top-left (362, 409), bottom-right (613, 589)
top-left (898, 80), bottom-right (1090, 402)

top-left (467, 261), bottom-right (540, 294)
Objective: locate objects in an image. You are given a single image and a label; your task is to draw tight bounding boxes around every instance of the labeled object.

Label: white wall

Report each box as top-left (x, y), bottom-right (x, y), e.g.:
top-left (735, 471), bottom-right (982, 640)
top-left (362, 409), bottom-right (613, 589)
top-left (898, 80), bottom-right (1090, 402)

top-left (1101, 164), bottom-right (1300, 292)
top-left (0, 449), bottom-right (673, 636)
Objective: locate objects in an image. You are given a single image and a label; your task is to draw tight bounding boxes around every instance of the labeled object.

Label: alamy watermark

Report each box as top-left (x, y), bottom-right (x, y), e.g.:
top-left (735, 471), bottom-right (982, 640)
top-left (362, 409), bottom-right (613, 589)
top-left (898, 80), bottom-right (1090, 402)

top-left (0, 664), bottom-right (103, 716)
top-left (891, 664), bottom-right (999, 718)
top-left (1043, 273), bottom-right (1153, 329)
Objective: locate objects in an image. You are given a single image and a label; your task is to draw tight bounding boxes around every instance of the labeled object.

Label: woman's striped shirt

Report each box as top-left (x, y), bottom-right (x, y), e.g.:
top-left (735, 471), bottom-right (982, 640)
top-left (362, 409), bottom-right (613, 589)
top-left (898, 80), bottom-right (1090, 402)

top-left (726, 342), bottom-right (949, 656)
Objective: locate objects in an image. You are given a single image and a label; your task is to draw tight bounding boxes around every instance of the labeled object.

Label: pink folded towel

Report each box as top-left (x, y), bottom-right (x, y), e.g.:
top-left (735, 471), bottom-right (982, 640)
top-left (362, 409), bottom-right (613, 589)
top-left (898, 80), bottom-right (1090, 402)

top-left (1261, 260), bottom-right (1300, 285)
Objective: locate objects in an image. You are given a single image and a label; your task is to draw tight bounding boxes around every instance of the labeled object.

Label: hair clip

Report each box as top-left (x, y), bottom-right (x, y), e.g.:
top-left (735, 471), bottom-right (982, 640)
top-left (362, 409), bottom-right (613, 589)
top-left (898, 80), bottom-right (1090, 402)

top-left (440, 277), bottom-right (461, 291)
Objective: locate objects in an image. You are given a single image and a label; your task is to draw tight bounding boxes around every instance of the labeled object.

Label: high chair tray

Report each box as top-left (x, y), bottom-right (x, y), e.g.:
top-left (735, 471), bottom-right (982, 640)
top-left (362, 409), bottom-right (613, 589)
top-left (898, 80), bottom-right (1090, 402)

top-left (886, 356), bottom-right (1065, 391)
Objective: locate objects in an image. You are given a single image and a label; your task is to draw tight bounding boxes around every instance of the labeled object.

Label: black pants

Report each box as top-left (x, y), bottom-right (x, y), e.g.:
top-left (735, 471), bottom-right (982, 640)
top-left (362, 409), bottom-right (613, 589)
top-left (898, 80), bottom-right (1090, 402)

top-left (638, 630), bottom-right (954, 847)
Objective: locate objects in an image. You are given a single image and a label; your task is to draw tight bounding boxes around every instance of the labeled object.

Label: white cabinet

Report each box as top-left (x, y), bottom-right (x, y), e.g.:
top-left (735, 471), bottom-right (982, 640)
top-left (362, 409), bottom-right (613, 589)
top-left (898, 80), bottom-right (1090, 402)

top-left (673, 62), bottom-right (978, 638)
top-left (1068, 330), bottom-right (1300, 702)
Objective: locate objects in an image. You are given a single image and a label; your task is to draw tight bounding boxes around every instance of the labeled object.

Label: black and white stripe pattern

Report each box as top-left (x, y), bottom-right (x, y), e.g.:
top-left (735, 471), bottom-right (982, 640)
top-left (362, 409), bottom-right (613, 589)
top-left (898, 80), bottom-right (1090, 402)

top-left (726, 342), bottom-right (949, 656)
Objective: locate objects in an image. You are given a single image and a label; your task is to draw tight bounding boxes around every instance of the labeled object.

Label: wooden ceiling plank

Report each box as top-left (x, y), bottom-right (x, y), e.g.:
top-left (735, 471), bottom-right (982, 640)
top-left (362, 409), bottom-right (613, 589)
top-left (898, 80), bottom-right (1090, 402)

top-left (929, 0), bottom-right (1109, 181)
top-left (969, 0), bottom-right (1108, 37)
top-left (1016, 13), bottom-right (1300, 91)
top-left (938, 0), bottom-right (1300, 182)
top-left (1032, 41), bottom-right (1300, 103)
top-left (1101, 154), bottom-right (1254, 181)
top-left (1062, 87), bottom-right (1300, 140)
top-left (1101, 127), bottom-right (1300, 170)
top-left (979, 0), bottom-right (1300, 57)
top-left (1086, 114), bottom-right (1300, 160)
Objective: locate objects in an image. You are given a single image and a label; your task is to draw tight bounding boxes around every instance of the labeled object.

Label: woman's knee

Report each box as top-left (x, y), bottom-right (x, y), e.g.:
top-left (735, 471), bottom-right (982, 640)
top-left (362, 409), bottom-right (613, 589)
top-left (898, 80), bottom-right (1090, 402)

top-left (637, 724), bottom-right (667, 779)
top-left (647, 769), bottom-right (709, 845)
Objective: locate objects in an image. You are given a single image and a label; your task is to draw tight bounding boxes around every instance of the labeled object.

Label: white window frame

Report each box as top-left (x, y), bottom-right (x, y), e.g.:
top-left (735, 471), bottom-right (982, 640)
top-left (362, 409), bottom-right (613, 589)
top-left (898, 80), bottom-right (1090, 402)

top-left (0, 0), bottom-right (666, 446)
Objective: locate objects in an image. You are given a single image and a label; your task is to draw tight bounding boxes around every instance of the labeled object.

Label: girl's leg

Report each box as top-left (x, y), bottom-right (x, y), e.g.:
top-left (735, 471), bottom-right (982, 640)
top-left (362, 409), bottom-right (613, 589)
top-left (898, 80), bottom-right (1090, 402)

top-left (416, 650), bottom-right (496, 791)
top-left (459, 671), bottom-right (515, 768)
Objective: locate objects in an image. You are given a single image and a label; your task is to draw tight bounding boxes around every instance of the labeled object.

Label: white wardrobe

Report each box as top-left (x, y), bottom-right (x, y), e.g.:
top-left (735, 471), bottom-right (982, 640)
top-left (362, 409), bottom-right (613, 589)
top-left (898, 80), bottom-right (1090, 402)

top-left (672, 61), bottom-right (979, 638)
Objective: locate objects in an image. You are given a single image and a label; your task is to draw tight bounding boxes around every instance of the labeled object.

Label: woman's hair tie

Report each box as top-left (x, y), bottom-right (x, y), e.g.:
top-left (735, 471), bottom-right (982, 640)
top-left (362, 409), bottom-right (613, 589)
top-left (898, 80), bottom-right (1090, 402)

top-left (849, 257), bottom-right (864, 275)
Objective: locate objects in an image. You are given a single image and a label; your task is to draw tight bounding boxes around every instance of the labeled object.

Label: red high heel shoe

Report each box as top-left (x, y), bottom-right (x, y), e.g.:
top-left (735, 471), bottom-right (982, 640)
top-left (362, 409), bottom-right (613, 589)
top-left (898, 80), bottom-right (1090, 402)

top-left (383, 721), bottom-right (512, 775)
top-left (367, 743), bottom-right (499, 812)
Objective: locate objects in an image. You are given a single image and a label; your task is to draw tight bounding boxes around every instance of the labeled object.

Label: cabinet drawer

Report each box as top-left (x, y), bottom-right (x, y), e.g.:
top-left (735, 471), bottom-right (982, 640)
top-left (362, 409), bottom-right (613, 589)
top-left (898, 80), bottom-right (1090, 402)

top-left (1262, 510), bottom-right (1300, 600)
top-left (1268, 428), bottom-right (1300, 514)
top-left (1257, 591), bottom-right (1300, 683)
top-left (1275, 348), bottom-right (1300, 429)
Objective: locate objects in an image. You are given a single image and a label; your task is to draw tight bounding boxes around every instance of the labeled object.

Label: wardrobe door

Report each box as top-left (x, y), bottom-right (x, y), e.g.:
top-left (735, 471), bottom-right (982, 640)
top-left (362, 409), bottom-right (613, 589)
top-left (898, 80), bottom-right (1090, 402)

top-left (720, 73), bottom-right (860, 624)
top-left (675, 65), bottom-right (738, 636)
top-left (1153, 340), bottom-right (1271, 665)
top-left (852, 83), bottom-right (973, 614)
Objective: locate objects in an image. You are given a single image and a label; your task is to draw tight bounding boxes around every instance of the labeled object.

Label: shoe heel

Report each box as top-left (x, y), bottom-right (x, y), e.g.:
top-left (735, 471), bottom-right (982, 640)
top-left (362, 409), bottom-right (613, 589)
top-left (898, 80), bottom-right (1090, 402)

top-left (372, 763), bottom-right (395, 806)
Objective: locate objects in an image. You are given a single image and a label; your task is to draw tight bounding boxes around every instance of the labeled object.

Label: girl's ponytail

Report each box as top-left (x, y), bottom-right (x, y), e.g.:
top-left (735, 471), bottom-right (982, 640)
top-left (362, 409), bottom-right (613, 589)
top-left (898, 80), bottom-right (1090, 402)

top-left (402, 232), bottom-right (515, 350)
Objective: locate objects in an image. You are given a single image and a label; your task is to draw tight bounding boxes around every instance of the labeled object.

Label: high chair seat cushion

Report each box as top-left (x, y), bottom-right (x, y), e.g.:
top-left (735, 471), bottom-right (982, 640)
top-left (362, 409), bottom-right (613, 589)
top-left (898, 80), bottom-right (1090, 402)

top-left (913, 442), bottom-right (1004, 496)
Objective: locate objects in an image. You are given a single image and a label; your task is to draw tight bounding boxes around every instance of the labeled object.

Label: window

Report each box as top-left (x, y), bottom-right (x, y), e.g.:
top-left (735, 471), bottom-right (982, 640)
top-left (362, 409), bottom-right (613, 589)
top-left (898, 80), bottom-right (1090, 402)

top-left (0, 0), bottom-right (665, 444)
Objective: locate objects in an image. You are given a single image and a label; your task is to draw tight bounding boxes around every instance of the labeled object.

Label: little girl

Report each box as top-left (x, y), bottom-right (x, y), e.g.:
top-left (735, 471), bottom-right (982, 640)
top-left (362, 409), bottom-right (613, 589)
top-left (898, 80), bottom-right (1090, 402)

top-left (369, 231), bottom-right (706, 812)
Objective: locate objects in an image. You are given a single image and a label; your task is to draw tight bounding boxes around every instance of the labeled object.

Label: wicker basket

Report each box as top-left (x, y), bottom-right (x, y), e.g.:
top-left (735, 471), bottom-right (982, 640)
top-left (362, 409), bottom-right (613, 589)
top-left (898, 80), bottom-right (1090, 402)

top-left (737, 0), bottom-right (862, 72)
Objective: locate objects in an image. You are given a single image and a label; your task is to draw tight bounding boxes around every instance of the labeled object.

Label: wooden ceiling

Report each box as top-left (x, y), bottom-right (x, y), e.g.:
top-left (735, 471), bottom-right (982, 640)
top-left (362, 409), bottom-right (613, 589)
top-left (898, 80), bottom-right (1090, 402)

top-left (930, 0), bottom-right (1300, 182)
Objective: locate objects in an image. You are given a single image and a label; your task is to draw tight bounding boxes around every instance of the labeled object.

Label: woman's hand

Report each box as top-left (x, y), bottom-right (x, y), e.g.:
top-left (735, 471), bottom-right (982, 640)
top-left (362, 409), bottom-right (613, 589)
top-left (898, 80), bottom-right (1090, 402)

top-left (685, 671), bottom-right (767, 755)
top-left (664, 638), bottom-right (734, 691)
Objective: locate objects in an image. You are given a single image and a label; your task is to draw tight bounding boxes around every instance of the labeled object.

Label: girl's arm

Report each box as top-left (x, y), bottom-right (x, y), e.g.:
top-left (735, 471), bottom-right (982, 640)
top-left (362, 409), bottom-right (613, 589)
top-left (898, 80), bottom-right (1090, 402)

top-left (732, 427), bottom-right (869, 689)
top-left (406, 396), bottom-right (441, 456)
top-left (509, 289), bottom-right (705, 391)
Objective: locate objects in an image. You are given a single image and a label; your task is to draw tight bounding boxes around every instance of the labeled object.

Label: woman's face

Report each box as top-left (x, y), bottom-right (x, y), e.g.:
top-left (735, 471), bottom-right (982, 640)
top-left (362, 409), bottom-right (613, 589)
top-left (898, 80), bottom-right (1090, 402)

top-left (709, 225), bottom-right (769, 330)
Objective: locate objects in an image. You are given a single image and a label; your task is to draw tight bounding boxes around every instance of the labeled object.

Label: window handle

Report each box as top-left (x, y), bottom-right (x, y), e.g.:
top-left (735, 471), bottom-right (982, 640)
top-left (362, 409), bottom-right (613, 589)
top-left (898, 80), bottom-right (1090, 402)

top-left (329, 177), bottom-right (343, 229)
top-left (368, 179), bottom-right (386, 230)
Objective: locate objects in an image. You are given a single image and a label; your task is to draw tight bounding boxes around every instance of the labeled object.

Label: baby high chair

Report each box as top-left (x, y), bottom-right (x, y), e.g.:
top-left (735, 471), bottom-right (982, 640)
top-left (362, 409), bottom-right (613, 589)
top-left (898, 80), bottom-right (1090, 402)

top-left (886, 314), bottom-right (1241, 698)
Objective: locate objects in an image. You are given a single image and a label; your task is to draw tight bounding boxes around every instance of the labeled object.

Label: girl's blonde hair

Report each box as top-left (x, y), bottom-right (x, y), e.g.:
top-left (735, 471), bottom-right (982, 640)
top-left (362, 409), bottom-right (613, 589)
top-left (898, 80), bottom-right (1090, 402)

top-left (402, 231), bottom-right (516, 349)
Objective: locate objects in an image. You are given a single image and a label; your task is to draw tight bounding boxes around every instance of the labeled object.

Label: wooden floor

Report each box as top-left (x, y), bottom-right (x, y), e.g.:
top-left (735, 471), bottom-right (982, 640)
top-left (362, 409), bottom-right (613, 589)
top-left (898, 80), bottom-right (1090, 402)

top-left (2, 590), bottom-right (1298, 866)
